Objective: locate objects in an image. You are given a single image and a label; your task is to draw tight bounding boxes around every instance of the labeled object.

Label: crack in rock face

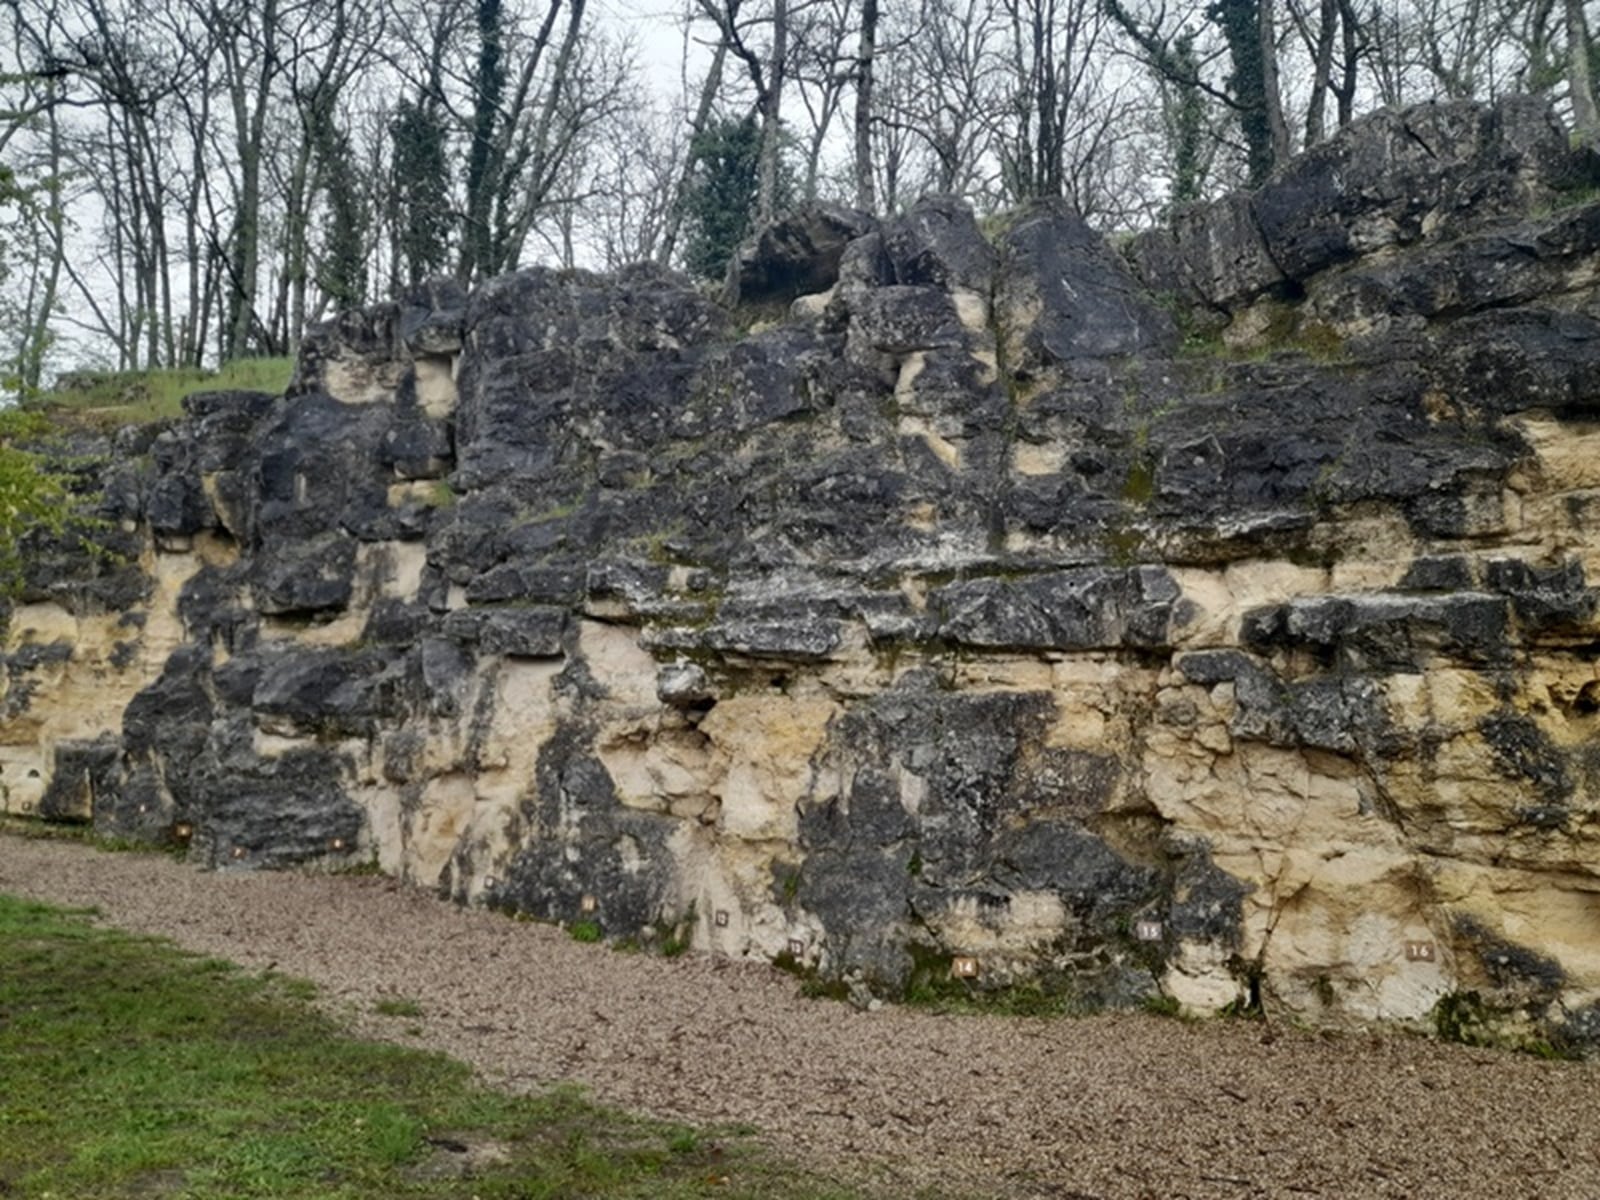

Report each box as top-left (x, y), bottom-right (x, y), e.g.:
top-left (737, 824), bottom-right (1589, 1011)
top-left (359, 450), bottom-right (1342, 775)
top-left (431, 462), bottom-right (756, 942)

top-left (8, 94), bottom-right (1600, 1053)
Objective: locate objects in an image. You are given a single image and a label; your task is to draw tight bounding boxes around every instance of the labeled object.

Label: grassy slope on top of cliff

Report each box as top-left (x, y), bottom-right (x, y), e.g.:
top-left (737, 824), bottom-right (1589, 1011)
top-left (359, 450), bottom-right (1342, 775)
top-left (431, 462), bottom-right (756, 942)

top-left (0, 893), bottom-right (864, 1200)
top-left (19, 358), bottom-right (293, 431)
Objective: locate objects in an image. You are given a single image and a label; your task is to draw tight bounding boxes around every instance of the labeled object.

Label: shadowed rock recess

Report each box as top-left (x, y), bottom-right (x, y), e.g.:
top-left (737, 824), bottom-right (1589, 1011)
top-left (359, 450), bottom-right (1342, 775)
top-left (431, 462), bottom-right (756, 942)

top-left (8, 96), bottom-right (1600, 1051)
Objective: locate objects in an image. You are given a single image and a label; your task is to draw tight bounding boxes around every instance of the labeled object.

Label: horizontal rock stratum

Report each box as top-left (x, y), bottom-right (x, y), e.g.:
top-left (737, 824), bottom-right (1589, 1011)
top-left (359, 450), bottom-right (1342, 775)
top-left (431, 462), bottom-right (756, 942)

top-left (7, 95), bottom-right (1600, 1051)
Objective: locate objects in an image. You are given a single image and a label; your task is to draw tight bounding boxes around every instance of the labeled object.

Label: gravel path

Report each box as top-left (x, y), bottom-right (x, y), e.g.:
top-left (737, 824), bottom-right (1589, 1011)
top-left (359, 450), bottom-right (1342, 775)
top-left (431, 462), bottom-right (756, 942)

top-left (3, 833), bottom-right (1597, 1200)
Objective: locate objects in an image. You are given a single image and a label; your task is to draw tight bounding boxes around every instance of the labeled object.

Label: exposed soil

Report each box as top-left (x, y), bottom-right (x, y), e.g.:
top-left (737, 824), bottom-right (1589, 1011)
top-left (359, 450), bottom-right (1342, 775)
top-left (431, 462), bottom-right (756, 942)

top-left (3, 832), bottom-right (1597, 1199)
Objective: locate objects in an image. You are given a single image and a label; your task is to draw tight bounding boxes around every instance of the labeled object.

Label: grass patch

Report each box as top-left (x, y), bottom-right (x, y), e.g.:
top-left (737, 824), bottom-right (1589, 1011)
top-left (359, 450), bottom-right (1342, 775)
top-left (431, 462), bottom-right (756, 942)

top-left (898, 947), bottom-right (1092, 1018)
top-left (0, 817), bottom-right (192, 859)
top-left (422, 481), bottom-right (456, 510)
top-left (0, 893), bottom-right (865, 1198)
top-left (1141, 993), bottom-right (1182, 1018)
top-left (24, 358), bottom-right (292, 430)
top-left (373, 996), bottom-right (425, 1019)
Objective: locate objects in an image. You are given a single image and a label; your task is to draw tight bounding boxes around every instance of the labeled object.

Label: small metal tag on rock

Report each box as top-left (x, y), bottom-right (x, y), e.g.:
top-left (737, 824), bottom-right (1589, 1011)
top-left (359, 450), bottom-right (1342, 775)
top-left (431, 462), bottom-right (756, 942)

top-left (1134, 919), bottom-right (1164, 942)
top-left (950, 956), bottom-right (980, 978)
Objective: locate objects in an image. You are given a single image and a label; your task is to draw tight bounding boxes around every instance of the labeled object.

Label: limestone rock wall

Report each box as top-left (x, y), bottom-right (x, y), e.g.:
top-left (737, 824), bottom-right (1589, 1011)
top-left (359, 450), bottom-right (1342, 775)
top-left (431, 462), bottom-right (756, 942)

top-left (8, 95), bottom-right (1600, 1051)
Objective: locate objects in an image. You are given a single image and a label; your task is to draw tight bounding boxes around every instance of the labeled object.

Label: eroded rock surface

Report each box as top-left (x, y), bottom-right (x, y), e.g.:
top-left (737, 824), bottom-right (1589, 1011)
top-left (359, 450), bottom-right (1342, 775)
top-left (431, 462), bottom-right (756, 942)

top-left (8, 95), bottom-right (1600, 1051)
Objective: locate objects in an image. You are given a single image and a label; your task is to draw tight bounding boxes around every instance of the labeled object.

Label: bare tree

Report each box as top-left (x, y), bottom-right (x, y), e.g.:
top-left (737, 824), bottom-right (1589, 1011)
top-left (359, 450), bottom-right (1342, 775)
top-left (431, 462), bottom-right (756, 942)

top-left (0, 64), bottom-right (68, 393)
top-left (695, 0), bottom-right (789, 222)
top-left (274, 0), bottom-right (385, 352)
top-left (853, 0), bottom-right (878, 208)
top-left (1566, 0), bottom-right (1599, 148)
top-left (881, 0), bottom-right (1006, 204)
top-left (454, 0), bottom-right (630, 280)
top-left (586, 103), bottom-right (688, 268)
top-left (657, 22), bottom-right (729, 264)
top-left (989, 0), bottom-right (1156, 209)
top-left (790, 0), bottom-right (853, 203)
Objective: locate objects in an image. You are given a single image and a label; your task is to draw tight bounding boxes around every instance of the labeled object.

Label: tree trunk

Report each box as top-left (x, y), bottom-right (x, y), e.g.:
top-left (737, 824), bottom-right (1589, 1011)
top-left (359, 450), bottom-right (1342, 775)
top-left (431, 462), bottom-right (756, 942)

top-left (757, 0), bottom-right (788, 224)
top-left (283, 135), bottom-right (315, 356)
top-left (17, 82), bottom-right (66, 395)
top-left (223, 0), bottom-right (277, 363)
top-left (228, 136), bottom-right (262, 361)
top-left (853, 0), bottom-right (878, 211)
top-left (1259, 0), bottom-right (1290, 168)
top-left (1568, 0), bottom-right (1600, 149)
top-left (1334, 0), bottom-right (1360, 127)
top-left (1301, 0), bottom-right (1337, 146)
top-left (660, 38), bottom-right (728, 264)
top-left (462, 0), bottom-right (506, 282)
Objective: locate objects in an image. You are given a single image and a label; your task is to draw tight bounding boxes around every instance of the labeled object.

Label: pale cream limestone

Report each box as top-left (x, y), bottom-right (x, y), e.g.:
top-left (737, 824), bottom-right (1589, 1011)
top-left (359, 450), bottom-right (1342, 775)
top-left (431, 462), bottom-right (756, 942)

top-left (1165, 939), bottom-right (1246, 1012)
top-left (323, 354), bottom-right (406, 406)
top-left (1169, 561), bottom-right (1332, 648)
top-left (578, 620), bottom-right (660, 708)
top-left (892, 350), bottom-right (926, 402)
top-left (897, 415), bottom-right (962, 470)
top-left (790, 287), bottom-right (835, 319)
top-left (1510, 415), bottom-right (1600, 492)
top-left (414, 355), bottom-right (458, 418)
top-left (0, 543), bottom-right (204, 819)
top-left (699, 695), bottom-right (839, 842)
top-left (1430, 860), bottom-right (1600, 991)
top-left (951, 657), bottom-right (1053, 693)
top-left (402, 772), bottom-right (479, 888)
top-left (1012, 441), bottom-right (1068, 476)
top-left (950, 288), bottom-right (990, 335)
top-left (260, 542), bottom-right (426, 647)
top-left (597, 720), bottom-right (716, 817)
top-left (924, 889), bottom-right (1069, 955)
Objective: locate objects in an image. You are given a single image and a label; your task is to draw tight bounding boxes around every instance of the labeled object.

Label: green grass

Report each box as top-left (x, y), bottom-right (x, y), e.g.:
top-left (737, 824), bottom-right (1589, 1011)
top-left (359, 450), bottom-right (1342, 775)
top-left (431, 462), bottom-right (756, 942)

top-left (0, 893), bottom-right (866, 1199)
top-left (372, 996), bottom-right (425, 1019)
top-left (0, 816), bottom-right (191, 859)
top-left (23, 358), bottom-right (292, 430)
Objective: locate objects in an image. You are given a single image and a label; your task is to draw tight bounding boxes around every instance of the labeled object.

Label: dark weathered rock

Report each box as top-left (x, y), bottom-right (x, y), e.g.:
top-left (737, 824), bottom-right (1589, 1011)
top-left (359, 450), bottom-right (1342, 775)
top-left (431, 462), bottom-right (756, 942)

top-left (997, 201), bottom-right (1178, 369)
top-left (878, 195), bottom-right (996, 294)
top-left (725, 204), bottom-right (878, 304)
top-left (252, 535), bottom-right (358, 614)
top-left (1241, 593), bottom-right (1511, 670)
top-left (442, 606), bottom-right (568, 658)
top-left (38, 735), bottom-right (120, 822)
top-left (1129, 95), bottom-right (1587, 314)
top-left (935, 567), bottom-right (1181, 651)
top-left (492, 722), bottom-right (678, 929)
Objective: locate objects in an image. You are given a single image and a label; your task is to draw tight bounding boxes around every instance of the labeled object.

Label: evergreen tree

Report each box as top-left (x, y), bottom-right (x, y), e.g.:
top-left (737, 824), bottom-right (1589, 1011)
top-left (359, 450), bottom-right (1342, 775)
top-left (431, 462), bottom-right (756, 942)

top-left (1166, 32), bottom-right (1207, 208)
top-left (389, 100), bottom-right (452, 286)
top-left (680, 115), bottom-right (762, 283)
top-left (315, 121), bottom-right (371, 308)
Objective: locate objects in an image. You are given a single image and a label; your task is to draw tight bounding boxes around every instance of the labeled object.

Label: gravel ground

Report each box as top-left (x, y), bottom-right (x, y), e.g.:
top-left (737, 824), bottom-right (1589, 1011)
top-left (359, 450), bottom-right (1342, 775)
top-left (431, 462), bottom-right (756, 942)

top-left (3, 833), bottom-right (1598, 1200)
